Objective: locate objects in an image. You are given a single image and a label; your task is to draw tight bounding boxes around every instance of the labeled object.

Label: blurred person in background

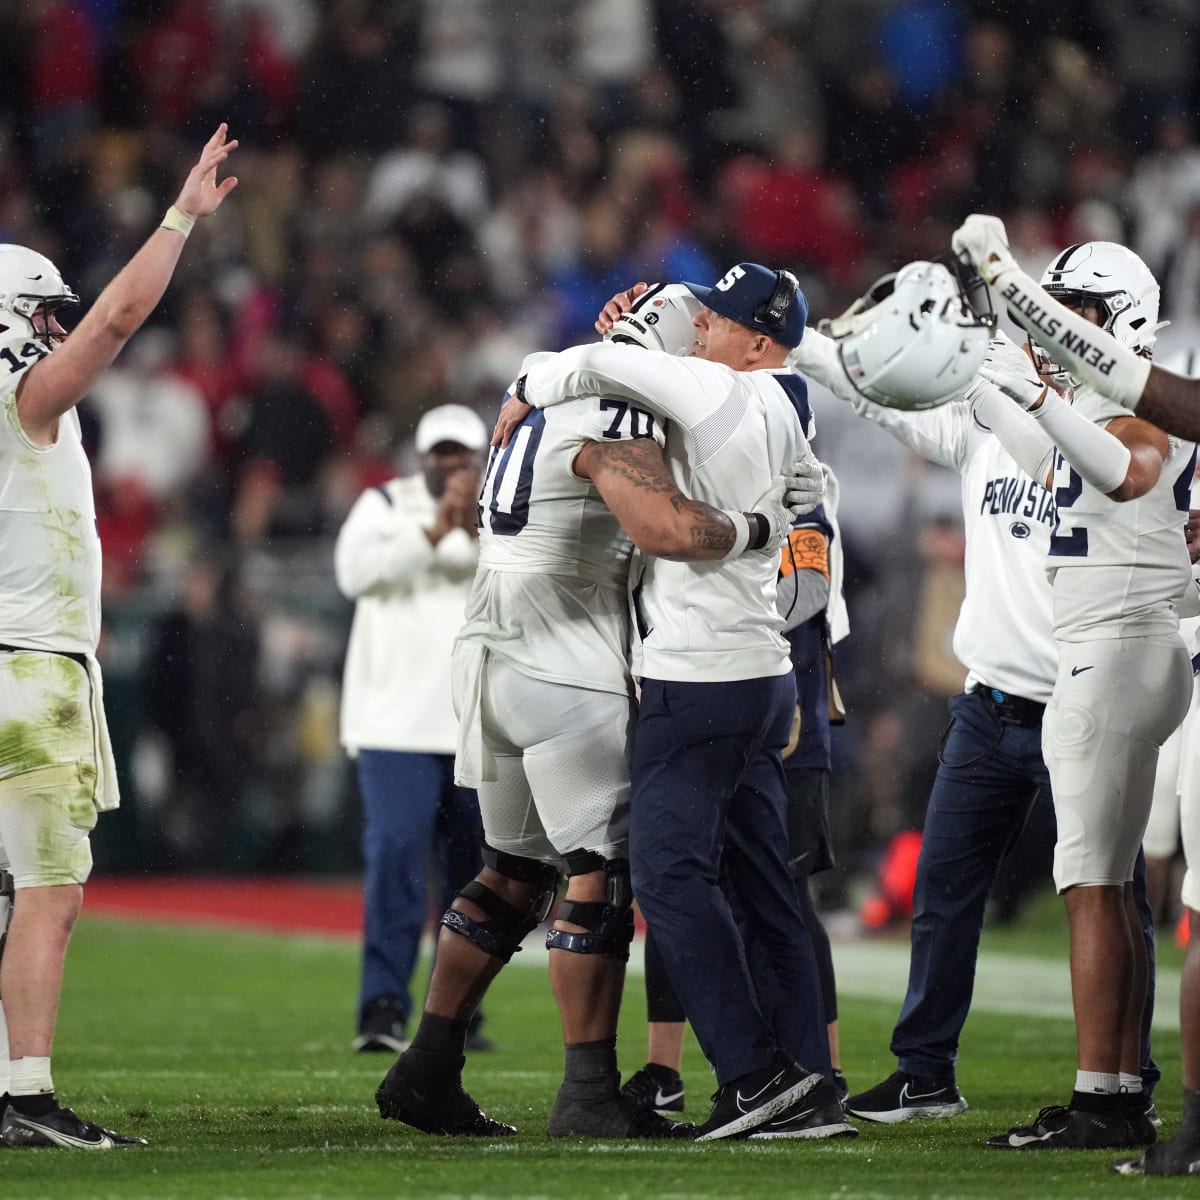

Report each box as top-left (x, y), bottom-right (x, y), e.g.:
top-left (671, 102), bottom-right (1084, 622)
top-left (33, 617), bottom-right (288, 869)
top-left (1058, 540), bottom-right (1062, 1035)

top-left (335, 403), bottom-right (491, 1056)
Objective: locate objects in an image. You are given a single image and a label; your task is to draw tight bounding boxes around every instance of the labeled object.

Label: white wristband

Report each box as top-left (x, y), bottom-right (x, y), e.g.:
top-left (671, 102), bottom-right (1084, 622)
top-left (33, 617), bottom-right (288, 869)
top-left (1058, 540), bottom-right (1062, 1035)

top-left (721, 510), bottom-right (751, 559)
top-left (160, 205), bottom-right (195, 238)
top-left (1031, 388), bottom-right (1132, 495)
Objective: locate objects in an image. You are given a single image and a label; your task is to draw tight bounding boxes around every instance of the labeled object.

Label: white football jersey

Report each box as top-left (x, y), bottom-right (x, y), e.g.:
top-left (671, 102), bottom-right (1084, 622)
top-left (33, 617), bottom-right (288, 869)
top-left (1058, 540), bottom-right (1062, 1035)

top-left (853, 395), bottom-right (1059, 702)
top-left (457, 385), bottom-right (666, 695)
top-left (1048, 384), bottom-right (1197, 642)
top-left (0, 336), bottom-right (102, 654)
top-left (525, 343), bottom-right (808, 683)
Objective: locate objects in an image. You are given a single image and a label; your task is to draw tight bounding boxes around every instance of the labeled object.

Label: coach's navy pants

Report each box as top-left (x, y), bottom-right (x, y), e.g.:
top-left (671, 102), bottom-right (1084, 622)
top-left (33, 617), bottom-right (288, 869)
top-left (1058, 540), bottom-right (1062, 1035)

top-left (630, 673), bottom-right (831, 1085)
top-left (892, 689), bottom-right (1158, 1093)
top-left (357, 750), bottom-right (483, 1029)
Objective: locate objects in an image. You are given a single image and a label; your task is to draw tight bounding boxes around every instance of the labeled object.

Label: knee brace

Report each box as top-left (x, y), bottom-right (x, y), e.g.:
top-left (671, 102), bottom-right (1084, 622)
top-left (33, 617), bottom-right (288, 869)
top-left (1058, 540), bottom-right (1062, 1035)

top-left (545, 855), bottom-right (634, 961)
top-left (440, 845), bottom-right (559, 963)
top-left (0, 869), bottom-right (12, 961)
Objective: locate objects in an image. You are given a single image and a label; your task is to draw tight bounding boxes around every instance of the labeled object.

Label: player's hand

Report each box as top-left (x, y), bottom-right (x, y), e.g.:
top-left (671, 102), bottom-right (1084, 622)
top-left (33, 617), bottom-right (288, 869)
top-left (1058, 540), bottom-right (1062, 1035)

top-left (951, 214), bottom-right (1014, 285)
top-left (978, 335), bottom-right (1047, 411)
top-left (174, 124), bottom-right (239, 218)
top-left (595, 282), bottom-right (649, 336)
top-left (492, 390), bottom-right (531, 447)
top-left (748, 475), bottom-right (794, 553)
top-left (783, 446), bottom-right (825, 516)
top-left (1186, 508), bottom-right (1200, 563)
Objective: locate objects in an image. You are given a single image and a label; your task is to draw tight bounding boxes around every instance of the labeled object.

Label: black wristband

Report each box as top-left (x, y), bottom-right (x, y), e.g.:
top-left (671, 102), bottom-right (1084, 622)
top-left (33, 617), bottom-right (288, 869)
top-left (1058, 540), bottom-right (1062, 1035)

top-left (746, 511), bottom-right (771, 551)
top-left (514, 374), bottom-right (529, 402)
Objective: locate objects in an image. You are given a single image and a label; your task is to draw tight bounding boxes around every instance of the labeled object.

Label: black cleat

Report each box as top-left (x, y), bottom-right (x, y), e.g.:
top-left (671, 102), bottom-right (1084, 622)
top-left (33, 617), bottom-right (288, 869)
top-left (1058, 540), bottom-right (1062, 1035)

top-left (352, 997), bottom-right (408, 1054)
top-left (749, 1077), bottom-right (859, 1140)
top-left (694, 1060), bottom-right (822, 1142)
top-left (847, 1070), bottom-right (967, 1123)
top-left (986, 1104), bottom-right (1134, 1150)
top-left (548, 1083), bottom-right (694, 1139)
top-left (620, 1064), bottom-right (685, 1115)
top-left (1113, 1133), bottom-right (1200, 1175)
top-left (375, 1049), bottom-right (515, 1137)
top-left (830, 1069), bottom-right (849, 1108)
top-left (0, 1103), bottom-right (147, 1149)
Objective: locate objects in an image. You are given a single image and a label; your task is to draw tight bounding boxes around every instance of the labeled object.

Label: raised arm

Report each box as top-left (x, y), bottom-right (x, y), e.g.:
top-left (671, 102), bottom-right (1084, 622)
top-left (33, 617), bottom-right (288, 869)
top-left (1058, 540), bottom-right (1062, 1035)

top-left (17, 125), bottom-right (238, 444)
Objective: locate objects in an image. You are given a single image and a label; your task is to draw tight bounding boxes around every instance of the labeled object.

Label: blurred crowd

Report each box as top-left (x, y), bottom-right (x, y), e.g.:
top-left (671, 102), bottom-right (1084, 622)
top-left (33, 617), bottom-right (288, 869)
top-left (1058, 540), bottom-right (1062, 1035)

top-left (7, 0), bottom-right (1199, 907)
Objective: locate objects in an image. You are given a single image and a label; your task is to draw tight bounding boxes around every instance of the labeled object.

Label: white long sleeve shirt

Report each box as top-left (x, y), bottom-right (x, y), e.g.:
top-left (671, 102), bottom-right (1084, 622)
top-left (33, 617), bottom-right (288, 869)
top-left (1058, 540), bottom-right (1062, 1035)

top-left (335, 474), bottom-right (479, 754)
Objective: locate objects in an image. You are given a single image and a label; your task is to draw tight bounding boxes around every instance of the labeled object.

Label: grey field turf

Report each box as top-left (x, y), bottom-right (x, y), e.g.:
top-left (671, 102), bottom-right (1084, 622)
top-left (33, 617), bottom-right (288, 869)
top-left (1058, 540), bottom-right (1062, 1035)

top-left (3, 898), bottom-right (1191, 1199)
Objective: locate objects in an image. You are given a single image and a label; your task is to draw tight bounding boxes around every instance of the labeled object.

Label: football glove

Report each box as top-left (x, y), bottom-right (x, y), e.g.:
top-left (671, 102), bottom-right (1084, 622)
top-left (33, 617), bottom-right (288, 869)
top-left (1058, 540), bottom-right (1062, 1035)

top-left (784, 447), bottom-right (826, 517)
top-left (951, 214), bottom-right (1016, 286)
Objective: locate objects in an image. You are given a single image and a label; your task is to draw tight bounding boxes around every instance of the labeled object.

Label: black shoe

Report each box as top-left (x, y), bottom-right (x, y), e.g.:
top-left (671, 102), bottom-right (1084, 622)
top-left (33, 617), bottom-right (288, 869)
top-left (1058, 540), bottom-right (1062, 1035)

top-left (620, 1064), bottom-right (685, 1115)
top-left (986, 1103), bottom-right (1134, 1150)
top-left (1119, 1094), bottom-right (1158, 1146)
top-left (749, 1078), bottom-right (859, 1140)
top-left (0, 1103), bottom-right (147, 1149)
top-left (352, 997), bottom-right (408, 1054)
top-left (831, 1069), bottom-right (849, 1108)
top-left (846, 1070), bottom-right (967, 1124)
top-left (375, 1049), bottom-right (516, 1137)
top-left (694, 1060), bottom-right (822, 1142)
top-left (547, 1082), bottom-right (694, 1139)
top-left (1113, 1132), bottom-right (1200, 1175)
top-left (465, 1030), bottom-right (496, 1053)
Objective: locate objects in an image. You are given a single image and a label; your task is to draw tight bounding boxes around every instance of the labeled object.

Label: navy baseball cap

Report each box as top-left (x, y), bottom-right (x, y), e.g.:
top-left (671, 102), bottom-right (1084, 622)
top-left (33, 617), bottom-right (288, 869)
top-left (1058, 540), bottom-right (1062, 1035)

top-left (683, 263), bottom-right (808, 349)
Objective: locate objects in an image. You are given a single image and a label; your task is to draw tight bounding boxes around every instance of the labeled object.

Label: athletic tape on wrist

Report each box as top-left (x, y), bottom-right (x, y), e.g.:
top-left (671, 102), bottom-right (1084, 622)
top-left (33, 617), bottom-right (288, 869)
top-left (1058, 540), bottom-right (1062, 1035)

top-left (160, 205), bottom-right (196, 238)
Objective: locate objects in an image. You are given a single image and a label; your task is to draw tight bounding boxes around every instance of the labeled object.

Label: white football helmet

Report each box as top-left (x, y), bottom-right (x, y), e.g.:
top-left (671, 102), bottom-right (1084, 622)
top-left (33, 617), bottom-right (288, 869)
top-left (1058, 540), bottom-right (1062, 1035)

top-left (1039, 240), bottom-right (1161, 356)
top-left (0, 244), bottom-right (79, 349)
top-left (822, 260), bottom-right (992, 411)
top-left (606, 282), bottom-right (700, 356)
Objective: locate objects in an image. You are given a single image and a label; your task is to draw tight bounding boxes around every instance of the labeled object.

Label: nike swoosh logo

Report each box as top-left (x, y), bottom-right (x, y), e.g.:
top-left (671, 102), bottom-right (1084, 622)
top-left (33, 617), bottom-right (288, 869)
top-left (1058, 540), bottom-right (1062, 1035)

top-left (654, 1088), bottom-right (685, 1108)
top-left (1070, 665), bottom-right (1094, 676)
top-left (900, 1083), bottom-right (950, 1103)
top-left (736, 1069), bottom-right (785, 1112)
top-left (10, 1118), bottom-right (113, 1149)
top-left (1006, 1129), bottom-right (1056, 1147)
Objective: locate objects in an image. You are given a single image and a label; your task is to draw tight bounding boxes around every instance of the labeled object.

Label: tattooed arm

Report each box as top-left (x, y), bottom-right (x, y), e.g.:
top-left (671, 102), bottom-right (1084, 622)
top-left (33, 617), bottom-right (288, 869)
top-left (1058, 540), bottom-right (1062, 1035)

top-left (574, 437), bottom-right (749, 560)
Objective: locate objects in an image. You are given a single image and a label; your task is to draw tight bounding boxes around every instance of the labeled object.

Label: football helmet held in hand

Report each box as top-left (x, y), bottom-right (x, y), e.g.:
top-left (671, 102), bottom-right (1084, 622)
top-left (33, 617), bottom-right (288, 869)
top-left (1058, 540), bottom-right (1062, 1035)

top-left (821, 259), bottom-right (993, 411)
top-left (606, 283), bottom-right (701, 357)
top-left (0, 245), bottom-right (79, 350)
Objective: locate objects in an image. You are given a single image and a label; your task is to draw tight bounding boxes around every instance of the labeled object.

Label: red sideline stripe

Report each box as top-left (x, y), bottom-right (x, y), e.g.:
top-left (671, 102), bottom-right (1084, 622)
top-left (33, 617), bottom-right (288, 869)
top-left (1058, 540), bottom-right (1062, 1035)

top-left (84, 877), bottom-right (651, 937)
top-left (85, 877), bottom-right (364, 937)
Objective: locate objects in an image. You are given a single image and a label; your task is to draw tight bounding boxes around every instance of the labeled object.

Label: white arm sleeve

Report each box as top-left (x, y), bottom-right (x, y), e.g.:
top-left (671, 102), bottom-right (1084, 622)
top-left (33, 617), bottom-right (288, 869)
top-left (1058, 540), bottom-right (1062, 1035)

top-left (970, 380), bottom-right (1056, 486)
top-left (523, 342), bottom-right (715, 433)
top-left (787, 327), bottom-right (860, 404)
top-left (989, 260), bottom-right (1152, 409)
top-left (1030, 387), bottom-right (1133, 495)
top-left (333, 488), bottom-right (435, 599)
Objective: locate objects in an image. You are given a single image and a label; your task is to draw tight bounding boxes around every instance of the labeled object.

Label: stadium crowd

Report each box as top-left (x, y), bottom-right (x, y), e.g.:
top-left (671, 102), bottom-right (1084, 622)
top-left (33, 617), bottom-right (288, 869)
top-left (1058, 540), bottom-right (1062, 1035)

top-left (4, 0), bottom-right (1200, 901)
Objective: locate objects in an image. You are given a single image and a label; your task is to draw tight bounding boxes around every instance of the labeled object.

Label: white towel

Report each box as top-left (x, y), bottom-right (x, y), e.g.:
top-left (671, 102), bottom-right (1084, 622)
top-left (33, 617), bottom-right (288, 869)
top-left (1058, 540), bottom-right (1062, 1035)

top-left (85, 654), bottom-right (121, 812)
top-left (451, 639), bottom-right (497, 788)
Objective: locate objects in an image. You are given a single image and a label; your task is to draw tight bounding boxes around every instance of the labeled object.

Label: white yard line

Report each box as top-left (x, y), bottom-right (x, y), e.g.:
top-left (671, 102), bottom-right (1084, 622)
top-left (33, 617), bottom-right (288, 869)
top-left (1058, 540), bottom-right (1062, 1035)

top-left (507, 936), bottom-right (1183, 1031)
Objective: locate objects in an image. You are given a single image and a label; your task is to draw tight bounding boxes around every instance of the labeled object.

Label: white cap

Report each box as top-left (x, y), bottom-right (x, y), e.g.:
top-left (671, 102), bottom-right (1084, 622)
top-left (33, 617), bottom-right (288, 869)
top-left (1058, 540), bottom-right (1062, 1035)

top-left (414, 404), bottom-right (488, 454)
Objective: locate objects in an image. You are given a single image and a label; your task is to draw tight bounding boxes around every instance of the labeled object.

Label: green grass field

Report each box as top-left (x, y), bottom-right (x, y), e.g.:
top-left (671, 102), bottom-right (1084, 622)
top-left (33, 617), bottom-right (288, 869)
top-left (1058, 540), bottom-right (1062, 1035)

top-left (7, 901), bottom-right (1196, 1200)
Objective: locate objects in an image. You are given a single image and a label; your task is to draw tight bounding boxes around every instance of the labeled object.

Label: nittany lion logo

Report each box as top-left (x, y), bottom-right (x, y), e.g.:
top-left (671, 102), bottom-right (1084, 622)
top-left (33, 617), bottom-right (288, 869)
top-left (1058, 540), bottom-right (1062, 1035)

top-left (1009, 521), bottom-right (1031, 539)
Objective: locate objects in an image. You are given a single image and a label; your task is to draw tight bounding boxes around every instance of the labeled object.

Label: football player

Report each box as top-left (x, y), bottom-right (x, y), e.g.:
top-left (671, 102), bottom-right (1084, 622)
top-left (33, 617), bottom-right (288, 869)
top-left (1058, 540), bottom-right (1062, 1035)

top-left (499, 263), bottom-right (841, 1141)
top-left (373, 283), bottom-right (819, 1140)
top-left (949, 236), bottom-right (1194, 1152)
top-left (0, 126), bottom-right (237, 1150)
